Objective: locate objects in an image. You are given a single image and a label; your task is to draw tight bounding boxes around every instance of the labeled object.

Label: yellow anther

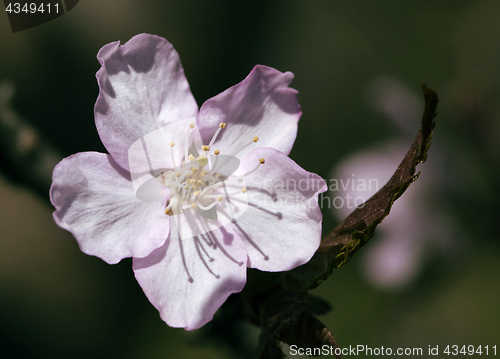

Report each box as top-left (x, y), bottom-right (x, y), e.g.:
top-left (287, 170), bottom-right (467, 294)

top-left (219, 122), bottom-right (226, 128)
top-left (217, 196), bottom-right (223, 202)
top-left (191, 203), bottom-right (196, 208)
top-left (188, 154), bottom-right (195, 161)
top-left (194, 191), bottom-right (199, 196)
top-left (170, 142), bottom-right (175, 147)
top-left (259, 158), bottom-right (265, 164)
top-left (197, 179), bottom-right (202, 184)
top-left (253, 136), bottom-right (259, 143)
top-left (215, 173), bottom-right (220, 178)
top-left (175, 173), bottom-right (180, 177)
top-left (241, 187), bottom-right (247, 193)
top-left (214, 150), bottom-right (220, 155)
top-left (165, 208), bottom-right (170, 215)
top-left (201, 145), bottom-right (210, 151)
top-left (189, 123), bottom-right (195, 129)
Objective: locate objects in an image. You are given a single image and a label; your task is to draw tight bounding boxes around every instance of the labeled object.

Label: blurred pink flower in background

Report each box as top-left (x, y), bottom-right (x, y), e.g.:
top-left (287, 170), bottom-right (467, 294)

top-left (330, 76), bottom-right (455, 290)
top-left (50, 34), bottom-right (326, 329)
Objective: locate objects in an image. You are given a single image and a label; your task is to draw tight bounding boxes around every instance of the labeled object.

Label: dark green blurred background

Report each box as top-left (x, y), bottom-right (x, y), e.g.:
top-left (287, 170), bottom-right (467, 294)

top-left (1, 1), bottom-right (499, 358)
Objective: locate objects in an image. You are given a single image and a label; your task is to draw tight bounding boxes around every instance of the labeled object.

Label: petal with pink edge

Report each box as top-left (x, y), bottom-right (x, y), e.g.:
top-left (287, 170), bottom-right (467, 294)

top-left (133, 222), bottom-right (247, 330)
top-left (50, 152), bottom-right (170, 264)
top-left (95, 33), bottom-right (198, 171)
top-left (197, 65), bottom-right (301, 159)
top-left (230, 147), bottom-right (327, 271)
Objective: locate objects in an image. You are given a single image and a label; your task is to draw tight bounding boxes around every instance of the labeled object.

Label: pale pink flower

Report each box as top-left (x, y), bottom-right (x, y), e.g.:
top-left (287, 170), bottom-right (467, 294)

top-left (50, 34), bottom-right (326, 329)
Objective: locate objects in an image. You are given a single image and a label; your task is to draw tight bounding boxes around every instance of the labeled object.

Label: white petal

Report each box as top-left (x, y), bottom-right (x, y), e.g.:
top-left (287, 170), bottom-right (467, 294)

top-left (133, 222), bottom-right (247, 330)
top-left (197, 65), bottom-right (301, 159)
top-left (230, 147), bottom-right (327, 271)
top-left (50, 152), bottom-right (170, 264)
top-left (95, 34), bottom-right (198, 171)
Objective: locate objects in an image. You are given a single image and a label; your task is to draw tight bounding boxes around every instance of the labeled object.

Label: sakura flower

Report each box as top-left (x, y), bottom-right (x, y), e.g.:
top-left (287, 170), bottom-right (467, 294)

top-left (50, 34), bottom-right (326, 330)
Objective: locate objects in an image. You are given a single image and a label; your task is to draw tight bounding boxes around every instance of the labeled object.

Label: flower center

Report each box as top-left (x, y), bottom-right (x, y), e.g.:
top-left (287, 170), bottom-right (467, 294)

top-left (159, 122), bottom-right (264, 220)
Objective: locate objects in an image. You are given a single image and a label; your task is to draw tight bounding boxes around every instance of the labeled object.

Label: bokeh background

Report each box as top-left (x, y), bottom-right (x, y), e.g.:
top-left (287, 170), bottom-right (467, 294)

top-left (1, 0), bottom-right (499, 358)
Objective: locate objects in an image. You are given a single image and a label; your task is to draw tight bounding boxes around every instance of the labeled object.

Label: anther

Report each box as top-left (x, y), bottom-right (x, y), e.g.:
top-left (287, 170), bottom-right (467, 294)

top-left (217, 196), bottom-right (223, 202)
top-left (214, 150), bottom-right (220, 155)
top-left (219, 122), bottom-right (226, 128)
top-left (189, 123), bottom-right (195, 129)
top-left (165, 208), bottom-right (170, 215)
top-left (253, 137), bottom-right (259, 143)
top-left (170, 142), bottom-right (175, 147)
top-left (241, 187), bottom-right (247, 193)
top-left (188, 154), bottom-right (195, 161)
top-left (259, 158), bottom-right (265, 164)
top-left (201, 145), bottom-right (210, 151)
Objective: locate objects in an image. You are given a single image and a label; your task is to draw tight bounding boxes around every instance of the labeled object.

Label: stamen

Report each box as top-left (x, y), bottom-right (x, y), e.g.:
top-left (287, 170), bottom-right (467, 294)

top-left (182, 203), bottom-right (197, 210)
top-left (170, 144), bottom-right (177, 168)
top-left (228, 136), bottom-right (259, 157)
top-left (188, 154), bottom-right (195, 162)
top-left (213, 186), bottom-right (248, 197)
top-left (173, 216), bottom-right (195, 282)
top-left (208, 123), bottom-right (226, 148)
top-left (184, 125), bottom-right (191, 164)
top-left (201, 145), bottom-right (210, 152)
top-left (222, 159), bottom-right (263, 185)
top-left (170, 142), bottom-right (175, 147)
top-left (189, 123), bottom-right (195, 129)
top-left (214, 150), bottom-right (220, 155)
